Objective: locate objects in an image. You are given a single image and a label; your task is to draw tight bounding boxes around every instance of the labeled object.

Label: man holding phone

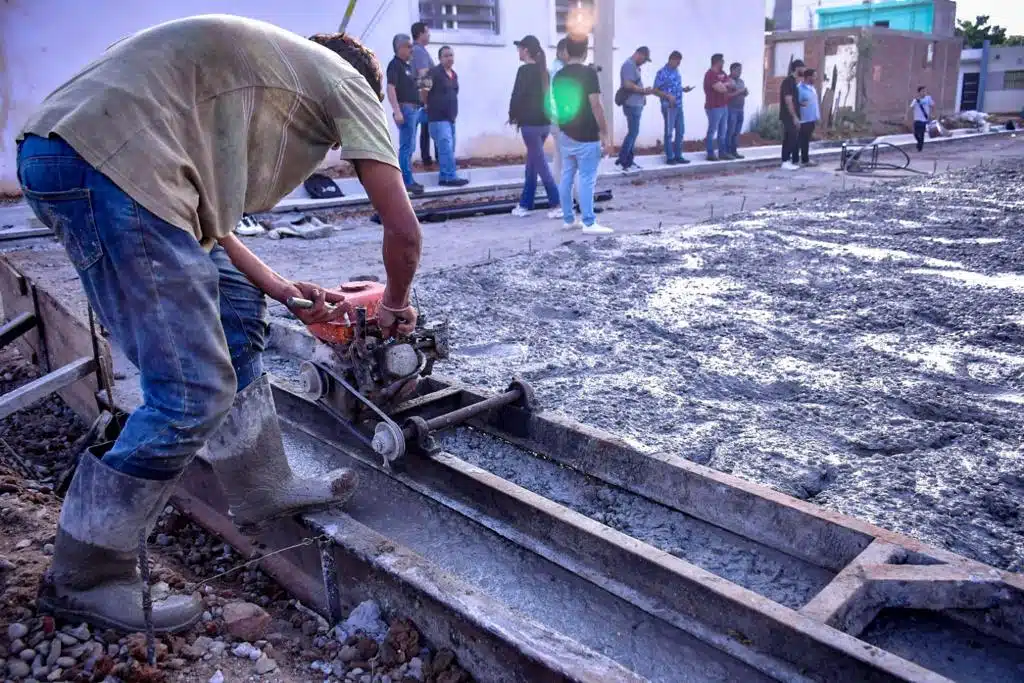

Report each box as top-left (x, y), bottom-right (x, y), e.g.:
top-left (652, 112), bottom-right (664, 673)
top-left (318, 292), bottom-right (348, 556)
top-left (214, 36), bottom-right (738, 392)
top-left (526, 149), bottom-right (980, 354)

top-left (653, 51), bottom-right (695, 165)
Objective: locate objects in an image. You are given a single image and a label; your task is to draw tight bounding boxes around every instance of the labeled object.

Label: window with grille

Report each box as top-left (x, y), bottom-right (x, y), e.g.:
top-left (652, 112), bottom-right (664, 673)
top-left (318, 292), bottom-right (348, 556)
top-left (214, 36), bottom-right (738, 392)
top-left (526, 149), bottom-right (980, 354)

top-left (556, 0), bottom-right (595, 35)
top-left (1005, 70), bottom-right (1024, 90)
top-left (419, 1), bottom-right (499, 34)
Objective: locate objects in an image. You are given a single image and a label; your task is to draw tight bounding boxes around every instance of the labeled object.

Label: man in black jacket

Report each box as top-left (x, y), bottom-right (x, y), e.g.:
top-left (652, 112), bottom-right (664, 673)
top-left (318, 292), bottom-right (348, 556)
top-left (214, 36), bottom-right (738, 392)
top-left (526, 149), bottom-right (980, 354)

top-left (779, 59), bottom-right (805, 171)
top-left (427, 46), bottom-right (469, 187)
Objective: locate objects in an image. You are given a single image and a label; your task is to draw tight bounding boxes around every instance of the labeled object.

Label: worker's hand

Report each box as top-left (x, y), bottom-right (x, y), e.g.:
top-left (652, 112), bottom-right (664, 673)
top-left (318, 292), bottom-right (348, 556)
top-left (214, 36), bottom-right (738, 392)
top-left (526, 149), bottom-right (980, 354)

top-left (667, 94), bottom-right (677, 107)
top-left (601, 135), bottom-right (614, 158)
top-left (378, 302), bottom-right (418, 337)
top-left (282, 282), bottom-right (351, 325)
top-left (393, 110), bottom-right (405, 125)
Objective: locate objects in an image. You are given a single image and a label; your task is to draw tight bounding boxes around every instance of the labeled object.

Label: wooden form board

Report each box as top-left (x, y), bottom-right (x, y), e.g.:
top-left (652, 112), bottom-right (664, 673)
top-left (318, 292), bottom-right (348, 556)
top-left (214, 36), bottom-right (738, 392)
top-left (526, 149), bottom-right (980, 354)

top-left (0, 254), bottom-right (112, 422)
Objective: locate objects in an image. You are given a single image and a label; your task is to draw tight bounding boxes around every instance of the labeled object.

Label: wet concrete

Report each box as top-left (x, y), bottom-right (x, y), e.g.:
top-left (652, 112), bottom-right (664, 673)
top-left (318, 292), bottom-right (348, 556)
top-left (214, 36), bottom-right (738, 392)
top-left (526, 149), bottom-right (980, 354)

top-left (410, 160), bottom-right (1024, 574)
top-left (279, 421), bottom-right (775, 683)
top-left (438, 425), bottom-right (835, 609)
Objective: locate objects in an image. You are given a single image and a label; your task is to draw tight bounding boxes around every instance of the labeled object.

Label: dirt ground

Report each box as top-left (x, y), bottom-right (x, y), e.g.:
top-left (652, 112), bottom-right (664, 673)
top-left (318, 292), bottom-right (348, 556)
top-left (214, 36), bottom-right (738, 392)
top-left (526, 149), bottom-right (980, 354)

top-left (0, 347), bottom-right (471, 683)
top-left (412, 160), bottom-right (1024, 573)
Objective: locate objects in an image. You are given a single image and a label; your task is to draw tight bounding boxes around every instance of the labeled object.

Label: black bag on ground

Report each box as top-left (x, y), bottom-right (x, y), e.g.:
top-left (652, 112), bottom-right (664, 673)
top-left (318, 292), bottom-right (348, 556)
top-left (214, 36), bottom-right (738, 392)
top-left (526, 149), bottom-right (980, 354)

top-left (303, 173), bottom-right (343, 199)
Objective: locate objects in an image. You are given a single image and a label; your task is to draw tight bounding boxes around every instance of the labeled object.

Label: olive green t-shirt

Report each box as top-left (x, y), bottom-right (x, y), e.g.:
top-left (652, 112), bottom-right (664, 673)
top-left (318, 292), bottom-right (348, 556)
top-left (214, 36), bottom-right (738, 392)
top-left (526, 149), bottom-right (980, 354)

top-left (19, 14), bottom-right (398, 249)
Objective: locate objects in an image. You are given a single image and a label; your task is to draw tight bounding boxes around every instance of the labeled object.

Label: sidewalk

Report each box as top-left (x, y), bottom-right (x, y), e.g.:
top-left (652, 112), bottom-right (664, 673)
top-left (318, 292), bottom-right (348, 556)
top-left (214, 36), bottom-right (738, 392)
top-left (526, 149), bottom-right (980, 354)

top-left (275, 128), bottom-right (1007, 213)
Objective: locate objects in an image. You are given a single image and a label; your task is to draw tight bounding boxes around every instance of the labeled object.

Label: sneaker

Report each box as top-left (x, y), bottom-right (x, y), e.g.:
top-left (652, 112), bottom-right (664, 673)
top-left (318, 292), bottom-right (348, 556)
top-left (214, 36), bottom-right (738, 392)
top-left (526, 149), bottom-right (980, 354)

top-left (720, 153), bottom-right (736, 160)
top-left (406, 183), bottom-right (425, 194)
top-left (563, 218), bottom-right (581, 229)
top-left (628, 163), bottom-right (643, 172)
top-left (439, 178), bottom-right (470, 187)
top-left (706, 155), bottom-right (719, 162)
top-left (511, 205), bottom-right (532, 217)
top-left (800, 160), bottom-right (819, 167)
top-left (732, 152), bottom-right (746, 159)
top-left (582, 223), bottom-right (614, 235)
top-left (546, 208), bottom-right (564, 219)
top-left (780, 162), bottom-right (800, 171)
top-left (678, 157), bottom-right (691, 165)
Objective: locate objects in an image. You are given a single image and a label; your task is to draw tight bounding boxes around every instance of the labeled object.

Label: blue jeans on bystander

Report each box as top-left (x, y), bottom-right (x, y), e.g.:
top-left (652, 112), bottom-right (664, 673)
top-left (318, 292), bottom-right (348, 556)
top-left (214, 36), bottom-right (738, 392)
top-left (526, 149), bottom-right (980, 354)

top-left (705, 107), bottom-right (729, 157)
top-left (519, 125), bottom-right (560, 210)
top-left (16, 134), bottom-right (267, 481)
top-left (428, 120), bottom-right (459, 182)
top-left (725, 108), bottom-right (744, 156)
top-left (661, 106), bottom-right (684, 162)
top-left (397, 104), bottom-right (421, 187)
top-left (558, 132), bottom-right (602, 227)
top-left (617, 105), bottom-right (643, 168)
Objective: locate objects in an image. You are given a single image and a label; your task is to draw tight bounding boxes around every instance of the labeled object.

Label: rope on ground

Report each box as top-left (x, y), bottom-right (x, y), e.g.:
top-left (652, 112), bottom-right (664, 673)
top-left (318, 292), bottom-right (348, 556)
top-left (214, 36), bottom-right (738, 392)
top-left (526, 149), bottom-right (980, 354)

top-left (842, 142), bottom-right (932, 178)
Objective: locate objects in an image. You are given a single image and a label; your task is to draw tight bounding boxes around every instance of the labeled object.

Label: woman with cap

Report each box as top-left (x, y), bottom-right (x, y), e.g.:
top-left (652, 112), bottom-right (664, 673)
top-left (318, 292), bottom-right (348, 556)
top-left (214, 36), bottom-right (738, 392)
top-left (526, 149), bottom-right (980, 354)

top-left (508, 35), bottom-right (562, 219)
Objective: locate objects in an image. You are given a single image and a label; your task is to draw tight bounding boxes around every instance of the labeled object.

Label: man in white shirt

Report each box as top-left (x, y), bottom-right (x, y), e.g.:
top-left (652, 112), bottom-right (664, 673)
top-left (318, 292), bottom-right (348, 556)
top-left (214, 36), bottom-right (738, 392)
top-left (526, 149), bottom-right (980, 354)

top-left (910, 85), bottom-right (935, 152)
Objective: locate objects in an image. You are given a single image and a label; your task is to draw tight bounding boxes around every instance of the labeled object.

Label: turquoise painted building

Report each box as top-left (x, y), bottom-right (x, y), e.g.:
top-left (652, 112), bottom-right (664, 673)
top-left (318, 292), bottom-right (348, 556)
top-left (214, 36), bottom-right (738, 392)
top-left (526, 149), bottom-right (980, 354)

top-left (817, 0), bottom-right (953, 35)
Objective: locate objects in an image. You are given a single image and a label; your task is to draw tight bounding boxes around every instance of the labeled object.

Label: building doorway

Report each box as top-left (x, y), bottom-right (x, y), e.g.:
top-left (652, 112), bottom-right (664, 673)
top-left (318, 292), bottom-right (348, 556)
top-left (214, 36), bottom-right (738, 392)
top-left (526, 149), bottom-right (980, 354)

top-left (960, 72), bottom-right (980, 111)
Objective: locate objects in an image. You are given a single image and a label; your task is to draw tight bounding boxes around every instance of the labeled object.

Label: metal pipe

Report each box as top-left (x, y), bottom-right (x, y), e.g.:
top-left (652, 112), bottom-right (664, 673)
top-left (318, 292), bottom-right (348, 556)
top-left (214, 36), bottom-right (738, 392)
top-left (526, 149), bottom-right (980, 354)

top-left (409, 387), bottom-right (523, 437)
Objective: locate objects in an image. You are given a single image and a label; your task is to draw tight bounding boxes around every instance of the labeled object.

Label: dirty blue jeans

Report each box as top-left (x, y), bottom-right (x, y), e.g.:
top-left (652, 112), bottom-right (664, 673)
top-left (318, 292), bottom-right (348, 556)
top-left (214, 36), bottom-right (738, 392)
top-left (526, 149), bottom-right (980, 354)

top-left (519, 125), bottom-right (560, 210)
top-left (661, 106), bottom-right (684, 162)
top-left (705, 107), bottom-right (728, 157)
top-left (617, 105), bottom-right (643, 168)
top-left (558, 132), bottom-right (601, 227)
top-left (725, 108), bottom-right (744, 156)
top-left (397, 104), bottom-right (422, 187)
top-left (16, 134), bottom-right (267, 481)
top-left (428, 120), bottom-right (459, 182)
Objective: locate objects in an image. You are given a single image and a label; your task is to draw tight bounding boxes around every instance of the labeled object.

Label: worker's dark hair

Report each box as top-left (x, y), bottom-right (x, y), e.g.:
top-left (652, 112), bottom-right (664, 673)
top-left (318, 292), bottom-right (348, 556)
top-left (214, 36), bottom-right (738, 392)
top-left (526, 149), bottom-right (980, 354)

top-left (711, 53), bottom-right (724, 64)
top-left (438, 45), bottom-right (452, 59)
top-left (730, 61), bottom-right (742, 70)
top-left (804, 68), bottom-right (816, 77)
top-left (411, 22), bottom-right (429, 41)
top-left (556, 37), bottom-right (569, 55)
top-left (669, 50), bottom-right (682, 61)
top-left (917, 85), bottom-right (926, 92)
top-left (566, 35), bottom-right (588, 59)
top-left (309, 33), bottom-right (384, 102)
top-left (789, 58), bottom-right (805, 74)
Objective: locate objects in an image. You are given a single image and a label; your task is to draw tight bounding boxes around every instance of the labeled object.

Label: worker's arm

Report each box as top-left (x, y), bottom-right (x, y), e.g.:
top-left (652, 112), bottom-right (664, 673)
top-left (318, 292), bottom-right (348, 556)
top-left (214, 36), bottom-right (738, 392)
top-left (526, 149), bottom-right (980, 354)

top-left (712, 80), bottom-right (729, 93)
top-left (217, 234), bottom-right (349, 324)
top-left (784, 94), bottom-right (798, 122)
top-left (353, 158), bottom-right (423, 334)
top-left (387, 84), bottom-right (404, 125)
top-left (590, 93), bottom-right (613, 157)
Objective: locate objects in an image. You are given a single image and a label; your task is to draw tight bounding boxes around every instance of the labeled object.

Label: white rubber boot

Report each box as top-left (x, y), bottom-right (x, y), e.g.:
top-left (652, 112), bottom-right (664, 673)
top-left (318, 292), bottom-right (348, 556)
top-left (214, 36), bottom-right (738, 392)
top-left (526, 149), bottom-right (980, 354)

top-left (203, 374), bottom-right (358, 527)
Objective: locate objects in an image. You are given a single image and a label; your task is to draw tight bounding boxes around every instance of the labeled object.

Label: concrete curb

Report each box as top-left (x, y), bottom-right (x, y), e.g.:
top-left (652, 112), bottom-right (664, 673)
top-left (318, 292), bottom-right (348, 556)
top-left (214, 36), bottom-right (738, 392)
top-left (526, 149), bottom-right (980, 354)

top-left (273, 129), bottom-right (1015, 213)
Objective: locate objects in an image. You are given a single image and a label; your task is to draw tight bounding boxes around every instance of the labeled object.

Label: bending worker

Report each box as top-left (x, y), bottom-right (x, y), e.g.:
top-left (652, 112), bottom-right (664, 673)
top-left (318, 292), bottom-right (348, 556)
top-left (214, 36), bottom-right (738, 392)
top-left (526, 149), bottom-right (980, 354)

top-left (15, 15), bottom-right (422, 634)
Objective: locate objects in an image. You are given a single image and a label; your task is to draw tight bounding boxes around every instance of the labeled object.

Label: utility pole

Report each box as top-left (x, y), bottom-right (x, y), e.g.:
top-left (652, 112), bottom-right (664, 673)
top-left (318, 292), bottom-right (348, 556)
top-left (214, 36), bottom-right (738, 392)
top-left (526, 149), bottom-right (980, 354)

top-left (339, 0), bottom-right (358, 33)
top-left (594, 0), bottom-right (616, 144)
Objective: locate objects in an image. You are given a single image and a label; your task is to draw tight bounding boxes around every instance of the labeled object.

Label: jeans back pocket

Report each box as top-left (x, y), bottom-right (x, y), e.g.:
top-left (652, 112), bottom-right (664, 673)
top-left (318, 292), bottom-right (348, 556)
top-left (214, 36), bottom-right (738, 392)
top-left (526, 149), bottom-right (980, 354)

top-left (23, 188), bottom-right (104, 271)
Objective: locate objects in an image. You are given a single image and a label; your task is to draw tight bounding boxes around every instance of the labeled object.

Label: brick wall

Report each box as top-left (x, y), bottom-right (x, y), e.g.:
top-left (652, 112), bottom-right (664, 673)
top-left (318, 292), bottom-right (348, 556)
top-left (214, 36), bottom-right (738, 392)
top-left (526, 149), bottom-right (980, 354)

top-left (763, 28), bottom-right (961, 125)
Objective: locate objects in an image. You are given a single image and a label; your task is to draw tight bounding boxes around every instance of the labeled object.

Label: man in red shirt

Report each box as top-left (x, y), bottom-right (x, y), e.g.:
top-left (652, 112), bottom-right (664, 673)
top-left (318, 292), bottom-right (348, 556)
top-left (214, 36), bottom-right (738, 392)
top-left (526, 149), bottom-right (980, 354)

top-left (703, 54), bottom-right (731, 161)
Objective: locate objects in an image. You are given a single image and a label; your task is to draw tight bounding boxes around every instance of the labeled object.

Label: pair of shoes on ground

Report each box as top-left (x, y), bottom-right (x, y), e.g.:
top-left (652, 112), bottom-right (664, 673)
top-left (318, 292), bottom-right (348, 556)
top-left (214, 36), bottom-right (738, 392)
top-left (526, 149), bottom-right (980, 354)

top-left (38, 374), bottom-right (356, 635)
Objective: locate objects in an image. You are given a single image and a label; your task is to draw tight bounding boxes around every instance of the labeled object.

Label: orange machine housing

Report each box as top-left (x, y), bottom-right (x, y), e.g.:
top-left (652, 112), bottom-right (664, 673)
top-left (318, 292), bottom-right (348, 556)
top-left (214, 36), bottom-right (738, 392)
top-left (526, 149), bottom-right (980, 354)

top-left (306, 281), bottom-right (385, 345)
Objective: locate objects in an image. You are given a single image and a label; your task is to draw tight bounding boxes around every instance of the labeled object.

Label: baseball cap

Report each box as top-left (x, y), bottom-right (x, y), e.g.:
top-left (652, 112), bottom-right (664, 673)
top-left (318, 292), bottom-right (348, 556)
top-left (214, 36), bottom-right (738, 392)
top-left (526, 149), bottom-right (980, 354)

top-left (514, 35), bottom-right (542, 52)
top-left (636, 46), bottom-right (651, 63)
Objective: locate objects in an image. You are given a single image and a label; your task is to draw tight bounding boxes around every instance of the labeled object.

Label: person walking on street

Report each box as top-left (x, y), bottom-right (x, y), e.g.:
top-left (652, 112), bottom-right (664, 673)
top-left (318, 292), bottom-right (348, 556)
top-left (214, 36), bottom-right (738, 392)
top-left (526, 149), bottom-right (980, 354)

top-left (616, 46), bottom-right (653, 172)
top-left (411, 22), bottom-right (437, 167)
top-left (910, 86), bottom-right (935, 152)
top-left (653, 51), bottom-right (692, 165)
top-left (552, 35), bottom-right (614, 234)
top-left (427, 46), bottom-right (469, 187)
top-left (509, 35), bottom-right (561, 218)
top-left (703, 54), bottom-right (731, 161)
top-left (725, 62), bottom-right (749, 159)
top-left (387, 34), bottom-right (425, 193)
top-left (797, 68), bottom-right (820, 166)
top-left (15, 15), bottom-right (422, 634)
top-left (779, 59), bottom-right (805, 170)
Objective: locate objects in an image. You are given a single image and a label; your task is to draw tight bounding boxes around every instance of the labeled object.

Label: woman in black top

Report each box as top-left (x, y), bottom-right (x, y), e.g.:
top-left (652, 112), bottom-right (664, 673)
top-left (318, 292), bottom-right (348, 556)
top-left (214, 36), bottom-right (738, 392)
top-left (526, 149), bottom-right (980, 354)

top-left (508, 35), bottom-right (561, 217)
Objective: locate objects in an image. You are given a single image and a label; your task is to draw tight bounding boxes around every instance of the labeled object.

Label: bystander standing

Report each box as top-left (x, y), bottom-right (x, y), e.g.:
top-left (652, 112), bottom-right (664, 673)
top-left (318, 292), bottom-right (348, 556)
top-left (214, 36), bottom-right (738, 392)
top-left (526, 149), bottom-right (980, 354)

top-left (779, 59), bottom-right (805, 171)
top-left (653, 51), bottom-right (693, 165)
top-left (427, 46), bottom-right (469, 186)
top-left (725, 62), bottom-right (749, 159)
top-left (703, 54), bottom-right (731, 161)
top-left (617, 46), bottom-right (653, 172)
top-left (797, 68), bottom-right (820, 166)
top-left (910, 86), bottom-right (935, 152)
top-left (411, 22), bottom-right (437, 167)
top-left (509, 35), bottom-right (561, 218)
top-left (552, 35), bottom-right (614, 234)
top-left (386, 33), bottom-right (424, 194)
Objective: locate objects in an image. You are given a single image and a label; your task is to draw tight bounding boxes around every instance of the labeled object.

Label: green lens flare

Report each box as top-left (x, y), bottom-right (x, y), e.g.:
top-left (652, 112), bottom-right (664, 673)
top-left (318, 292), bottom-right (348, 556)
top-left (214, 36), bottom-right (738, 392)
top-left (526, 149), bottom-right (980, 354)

top-left (549, 80), bottom-right (584, 125)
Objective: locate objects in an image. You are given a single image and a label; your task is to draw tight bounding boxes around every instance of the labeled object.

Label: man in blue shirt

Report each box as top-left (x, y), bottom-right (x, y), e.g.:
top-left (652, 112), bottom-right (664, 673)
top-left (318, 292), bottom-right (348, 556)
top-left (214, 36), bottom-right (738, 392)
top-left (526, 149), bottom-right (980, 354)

top-left (653, 51), bottom-right (693, 165)
top-left (797, 68), bottom-right (821, 166)
top-left (617, 46), bottom-right (653, 172)
top-left (909, 85), bottom-right (935, 152)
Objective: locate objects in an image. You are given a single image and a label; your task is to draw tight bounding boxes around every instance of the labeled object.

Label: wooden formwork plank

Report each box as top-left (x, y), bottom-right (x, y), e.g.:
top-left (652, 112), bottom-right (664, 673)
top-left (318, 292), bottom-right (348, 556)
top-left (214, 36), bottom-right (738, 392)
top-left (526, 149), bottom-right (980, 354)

top-left (0, 357), bottom-right (96, 421)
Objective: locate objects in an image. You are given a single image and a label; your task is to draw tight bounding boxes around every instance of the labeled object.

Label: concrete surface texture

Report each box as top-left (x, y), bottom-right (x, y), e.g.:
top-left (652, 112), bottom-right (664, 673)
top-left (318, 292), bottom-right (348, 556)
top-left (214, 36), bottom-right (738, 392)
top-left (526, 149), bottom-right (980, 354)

top-left (409, 153), bottom-right (1024, 574)
top-left (0, 0), bottom-right (767, 194)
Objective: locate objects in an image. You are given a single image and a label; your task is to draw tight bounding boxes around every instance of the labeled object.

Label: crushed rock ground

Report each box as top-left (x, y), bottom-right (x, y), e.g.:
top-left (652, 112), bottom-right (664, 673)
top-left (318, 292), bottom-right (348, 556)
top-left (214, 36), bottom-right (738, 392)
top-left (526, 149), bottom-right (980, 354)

top-left (415, 161), bottom-right (1024, 573)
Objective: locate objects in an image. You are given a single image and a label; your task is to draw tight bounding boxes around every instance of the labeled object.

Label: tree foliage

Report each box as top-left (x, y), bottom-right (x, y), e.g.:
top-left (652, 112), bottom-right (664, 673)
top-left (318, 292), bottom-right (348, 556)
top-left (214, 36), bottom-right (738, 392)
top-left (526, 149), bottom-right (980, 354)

top-left (955, 15), bottom-right (1009, 48)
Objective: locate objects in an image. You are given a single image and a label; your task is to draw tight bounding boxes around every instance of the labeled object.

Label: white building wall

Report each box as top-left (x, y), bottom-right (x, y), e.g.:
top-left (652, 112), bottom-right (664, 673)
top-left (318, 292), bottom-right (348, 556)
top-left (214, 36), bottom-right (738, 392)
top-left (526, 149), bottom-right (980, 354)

top-left (0, 0), bottom-right (764, 195)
